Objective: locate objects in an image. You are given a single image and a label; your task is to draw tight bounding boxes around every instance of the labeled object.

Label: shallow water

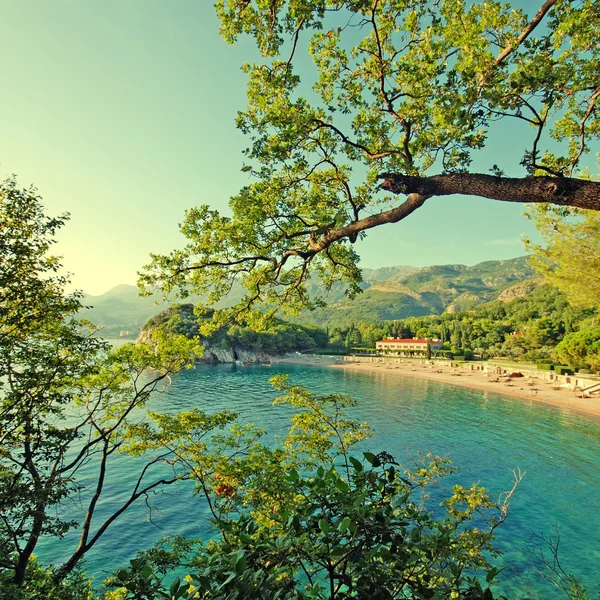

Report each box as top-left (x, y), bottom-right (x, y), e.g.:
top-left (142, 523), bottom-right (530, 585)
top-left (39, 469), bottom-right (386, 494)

top-left (38, 363), bottom-right (600, 597)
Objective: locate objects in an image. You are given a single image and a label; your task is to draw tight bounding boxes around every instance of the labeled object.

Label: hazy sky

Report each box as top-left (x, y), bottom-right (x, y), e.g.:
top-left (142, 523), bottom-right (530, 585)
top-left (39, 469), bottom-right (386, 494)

top-left (1, 1), bottom-right (546, 295)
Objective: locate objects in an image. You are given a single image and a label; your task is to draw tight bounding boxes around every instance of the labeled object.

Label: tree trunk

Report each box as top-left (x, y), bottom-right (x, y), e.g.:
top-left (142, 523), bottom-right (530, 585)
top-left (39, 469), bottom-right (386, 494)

top-left (378, 172), bottom-right (600, 211)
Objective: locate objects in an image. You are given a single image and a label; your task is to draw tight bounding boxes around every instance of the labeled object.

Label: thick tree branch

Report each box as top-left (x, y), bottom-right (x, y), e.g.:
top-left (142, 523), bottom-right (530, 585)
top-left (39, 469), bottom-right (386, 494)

top-left (309, 193), bottom-right (430, 253)
top-left (305, 172), bottom-right (599, 259)
top-left (379, 172), bottom-right (600, 211)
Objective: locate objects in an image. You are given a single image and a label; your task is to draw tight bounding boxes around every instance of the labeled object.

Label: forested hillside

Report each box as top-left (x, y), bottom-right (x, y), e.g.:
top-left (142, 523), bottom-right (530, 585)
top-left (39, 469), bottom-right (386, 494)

top-left (85, 257), bottom-right (537, 336)
top-left (325, 284), bottom-right (598, 370)
top-left (139, 304), bottom-right (329, 361)
top-left (301, 257), bottom-right (537, 328)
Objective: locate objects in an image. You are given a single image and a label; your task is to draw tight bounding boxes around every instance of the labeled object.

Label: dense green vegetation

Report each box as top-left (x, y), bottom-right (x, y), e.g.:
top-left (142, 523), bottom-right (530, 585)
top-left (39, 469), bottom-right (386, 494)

top-left (326, 284), bottom-right (597, 370)
top-left (4, 0), bottom-right (600, 595)
top-left (527, 205), bottom-right (600, 311)
top-left (142, 304), bottom-right (329, 357)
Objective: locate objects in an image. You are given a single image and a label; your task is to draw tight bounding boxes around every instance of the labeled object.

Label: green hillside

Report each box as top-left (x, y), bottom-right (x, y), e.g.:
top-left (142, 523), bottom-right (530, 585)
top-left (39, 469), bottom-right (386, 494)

top-left (83, 257), bottom-right (537, 336)
top-left (300, 257), bottom-right (537, 328)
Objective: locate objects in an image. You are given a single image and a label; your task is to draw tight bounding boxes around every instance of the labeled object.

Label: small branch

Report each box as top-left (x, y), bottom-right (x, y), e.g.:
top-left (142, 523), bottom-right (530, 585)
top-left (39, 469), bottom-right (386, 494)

top-left (311, 119), bottom-right (405, 161)
top-left (572, 86), bottom-right (600, 174)
top-left (494, 0), bottom-right (558, 66)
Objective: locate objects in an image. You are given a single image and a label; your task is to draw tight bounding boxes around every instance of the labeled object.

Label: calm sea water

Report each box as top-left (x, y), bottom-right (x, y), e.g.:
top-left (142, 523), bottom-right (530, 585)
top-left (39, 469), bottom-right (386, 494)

top-left (38, 363), bottom-right (600, 598)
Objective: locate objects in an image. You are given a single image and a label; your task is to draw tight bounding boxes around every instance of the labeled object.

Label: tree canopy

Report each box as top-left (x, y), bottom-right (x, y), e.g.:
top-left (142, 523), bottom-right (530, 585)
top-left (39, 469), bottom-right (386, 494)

top-left (526, 204), bottom-right (600, 309)
top-left (141, 0), bottom-right (600, 320)
top-left (0, 179), bottom-right (200, 591)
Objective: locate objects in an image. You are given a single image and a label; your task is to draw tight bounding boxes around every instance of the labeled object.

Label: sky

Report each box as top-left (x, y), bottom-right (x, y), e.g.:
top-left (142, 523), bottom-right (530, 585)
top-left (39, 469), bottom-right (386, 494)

top-left (1, 1), bottom-right (545, 295)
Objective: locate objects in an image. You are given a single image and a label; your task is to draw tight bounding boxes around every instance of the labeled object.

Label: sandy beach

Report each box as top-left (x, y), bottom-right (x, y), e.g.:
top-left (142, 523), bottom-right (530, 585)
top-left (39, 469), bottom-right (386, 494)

top-left (274, 355), bottom-right (600, 420)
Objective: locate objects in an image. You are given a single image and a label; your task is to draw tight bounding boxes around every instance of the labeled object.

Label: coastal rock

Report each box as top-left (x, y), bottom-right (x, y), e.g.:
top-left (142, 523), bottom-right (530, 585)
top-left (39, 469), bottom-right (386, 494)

top-left (135, 304), bottom-right (323, 364)
top-left (196, 345), bottom-right (272, 364)
top-left (137, 325), bottom-right (272, 364)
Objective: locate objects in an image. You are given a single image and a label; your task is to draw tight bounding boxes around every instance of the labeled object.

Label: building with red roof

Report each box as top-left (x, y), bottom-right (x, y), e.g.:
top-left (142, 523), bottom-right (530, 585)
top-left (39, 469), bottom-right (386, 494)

top-left (375, 338), bottom-right (444, 353)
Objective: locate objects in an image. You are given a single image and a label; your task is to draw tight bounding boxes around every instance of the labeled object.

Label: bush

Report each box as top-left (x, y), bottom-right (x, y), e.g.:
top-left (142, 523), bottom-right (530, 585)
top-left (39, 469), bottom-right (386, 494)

top-left (0, 561), bottom-right (93, 600)
top-left (536, 363), bottom-right (555, 370)
top-left (554, 365), bottom-right (574, 375)
top-left (110, 455), bottom-right (512, 600)
top-left (314, 348), bottom-right (347, 356)
top-left (350, 347), bottom-right (377, 354)
top-left (554, 327), bottom-right (600, 373)
top-left (106, 380), bottom-right (516, 600)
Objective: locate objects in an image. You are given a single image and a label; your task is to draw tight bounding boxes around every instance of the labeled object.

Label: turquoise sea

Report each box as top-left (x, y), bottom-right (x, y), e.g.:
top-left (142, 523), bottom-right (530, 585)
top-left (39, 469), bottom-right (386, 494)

top-left (39, 362), bottom-right (600, 597)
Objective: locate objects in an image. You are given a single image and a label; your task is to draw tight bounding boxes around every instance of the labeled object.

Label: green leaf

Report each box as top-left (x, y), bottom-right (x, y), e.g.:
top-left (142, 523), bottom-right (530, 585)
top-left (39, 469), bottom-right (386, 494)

top-left (363, 451), bottom-right (380, 467)
top-left (170, 576), bottom-right (181, 597)
top-left (239, 532), bottom-right (252, 545)
top-left (349, 456), bottom-right (363, 472)
top-left (141, 564), bottom-right (153, 580)
top-left (336, 478), bottom-right (349, 493)
top-left (338, 516), bottom-right (352, 532)
top-left (235, 555), bottom-right (248, 575)
top-left (318, 518), bottom-right (331, 533)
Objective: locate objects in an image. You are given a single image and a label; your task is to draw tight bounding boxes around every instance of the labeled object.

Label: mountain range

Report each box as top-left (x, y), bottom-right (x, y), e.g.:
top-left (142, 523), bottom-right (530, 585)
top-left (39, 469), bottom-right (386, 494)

top-left (82, 256), bottom-right (538, 336)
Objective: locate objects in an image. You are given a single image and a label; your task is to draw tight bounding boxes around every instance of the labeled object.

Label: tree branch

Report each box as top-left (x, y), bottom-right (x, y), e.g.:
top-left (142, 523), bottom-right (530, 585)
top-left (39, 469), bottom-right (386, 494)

top-left (494, 0), bottom-right (558, 66)
top-left (311, 119), bottom-right (405, 161)
top-left (309, 192), bottom-right (429, 253)
top-left (378, 172), bottom-right (600, 210)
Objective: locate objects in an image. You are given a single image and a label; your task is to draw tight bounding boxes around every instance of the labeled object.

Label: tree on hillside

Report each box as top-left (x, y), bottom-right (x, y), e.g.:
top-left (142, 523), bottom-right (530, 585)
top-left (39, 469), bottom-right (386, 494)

top-left (554, 326), bottom-right (600, 371)
top-left (141, 0), bottom-right (600, 319)
top-left (0, 179), bottom-right (201, 591)
top-left (526, 204), bottom-right (600, 310)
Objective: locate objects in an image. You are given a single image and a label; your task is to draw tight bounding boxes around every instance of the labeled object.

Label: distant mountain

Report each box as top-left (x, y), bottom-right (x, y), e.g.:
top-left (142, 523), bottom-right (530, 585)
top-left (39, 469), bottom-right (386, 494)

top-left (299, 257), bottom-right (537, 327)
top-left (83, 257), bottom-right (537, 336)
top-left (81, 283), bottom-right (235, 337)
top-left (80, 285), bottom-right (197, 337)
top-left (361, 265), bottom-right (419, 285)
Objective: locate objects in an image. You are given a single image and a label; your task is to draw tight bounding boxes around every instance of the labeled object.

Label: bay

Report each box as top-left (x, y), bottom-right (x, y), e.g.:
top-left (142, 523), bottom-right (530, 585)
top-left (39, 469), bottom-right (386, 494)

top-left (38, 362), bottom-right (600, 598)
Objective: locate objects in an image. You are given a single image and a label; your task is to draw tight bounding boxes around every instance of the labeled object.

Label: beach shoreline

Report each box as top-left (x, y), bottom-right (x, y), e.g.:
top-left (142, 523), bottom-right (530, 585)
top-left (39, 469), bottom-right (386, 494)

top-left (273, 355), bottom-right (600, 420)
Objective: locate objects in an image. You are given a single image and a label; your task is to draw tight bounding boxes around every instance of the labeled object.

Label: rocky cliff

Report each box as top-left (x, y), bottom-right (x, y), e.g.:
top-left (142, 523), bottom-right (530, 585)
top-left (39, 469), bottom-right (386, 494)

top-left (137, 304), bottom-right (325, 363)
top-left (136, 318), bottom-right (272, 364)
top-left (196, 345), bottom-right (272, 364)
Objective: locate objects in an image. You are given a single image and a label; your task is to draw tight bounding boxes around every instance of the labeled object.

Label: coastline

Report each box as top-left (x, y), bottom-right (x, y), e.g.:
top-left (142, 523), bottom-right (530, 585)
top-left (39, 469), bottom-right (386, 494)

top-left (273, 355), bottom-right (600, 420)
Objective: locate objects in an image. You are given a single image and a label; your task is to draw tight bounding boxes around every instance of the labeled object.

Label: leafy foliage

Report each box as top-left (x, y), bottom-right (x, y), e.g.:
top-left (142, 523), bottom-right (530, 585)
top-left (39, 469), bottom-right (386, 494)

top-left (140, 0), bottom-right (600, 325)
top-left (0, 560), bottom-right (93, 600)
top-left (554, 327), bottom-right (600, 372)
top-left (107, 378), bottom-right (518, 600)
top-left (141, 303), bottom-right (329, 355)
top-left (0, 179), bottom-right (201, 587)
top-left (526, 204), bottom-right (600, 310)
